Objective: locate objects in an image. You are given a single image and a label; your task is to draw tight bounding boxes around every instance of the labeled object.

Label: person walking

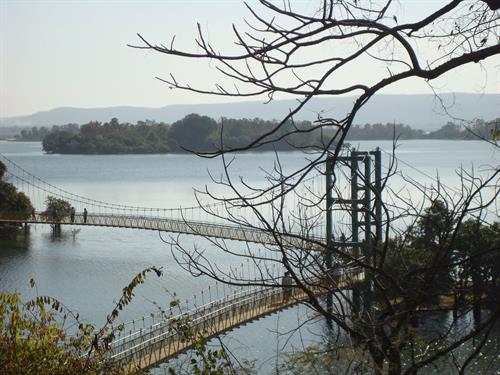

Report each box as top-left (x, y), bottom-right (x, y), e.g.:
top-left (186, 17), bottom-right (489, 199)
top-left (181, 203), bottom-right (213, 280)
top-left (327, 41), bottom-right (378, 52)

top-left (83, 208), bottom-right (88, 223)
top-left (70, 207), bottom-right (75, 223)
top-left (282, 271), bottom-right (293, 302)
top-left (31, 207), bottom-right (36, 220)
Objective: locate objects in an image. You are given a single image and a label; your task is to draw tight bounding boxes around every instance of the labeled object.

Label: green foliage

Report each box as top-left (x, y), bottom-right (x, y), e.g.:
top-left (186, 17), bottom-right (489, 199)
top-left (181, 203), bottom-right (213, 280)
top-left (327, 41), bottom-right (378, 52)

top-left (348, 119), bottom-right (499, 141)
top-left (41, 116), bottom-right (499, 155)
top-left (170, 114), bottom-right (218, 152)
top-left (491, 125), bottom-right (500, 142)
top-left (427, 122), bottom-right (464, 139)
top-left (454, 219), bottom-right (500, 307)
top-left (0, 161), bottom-right (34, 238)
top-left (347, 122), bottom-right (426, 140)
top-left (382, 199), bottom-right (500, 305)
top-left (44, 196), bottom-right (71, 222)
top-left (381, 200), bottom-right (456, 301)
top-left (0, 292), bottom-right (130, 375)
top-left (43, 119), bottom-right (171, 154)
top-left (16, 126), bottom-right (51, 141)
top-left (0, 269), bottom-right (165, 375)
top-left (0, 267), bottom-right (254, 375)
top-left (464, 118), bottom-right (500, 141)
top-left (407, 201), bottom-right (500, 305)
top-left (411, 200), bottom-right (454, 249)
top-left (216, 117), bottom-right (319, 151)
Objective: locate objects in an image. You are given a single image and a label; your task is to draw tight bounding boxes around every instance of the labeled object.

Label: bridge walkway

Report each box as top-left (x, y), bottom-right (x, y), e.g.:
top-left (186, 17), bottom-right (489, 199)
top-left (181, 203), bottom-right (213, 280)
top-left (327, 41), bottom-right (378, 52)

top-left (109, 269), bottom-right (363, 373)
top-left (0, 211), bottom-right (330, 247)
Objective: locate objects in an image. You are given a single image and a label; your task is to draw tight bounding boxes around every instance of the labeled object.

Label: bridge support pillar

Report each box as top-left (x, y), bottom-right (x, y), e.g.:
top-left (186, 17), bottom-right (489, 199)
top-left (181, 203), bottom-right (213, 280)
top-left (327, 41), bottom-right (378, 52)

top-left (325, 157), bottom-right (334, 327)
top-left (350, 150), bottom-right (361, 316)
top-left (325, 148), bottom-right (383, 321)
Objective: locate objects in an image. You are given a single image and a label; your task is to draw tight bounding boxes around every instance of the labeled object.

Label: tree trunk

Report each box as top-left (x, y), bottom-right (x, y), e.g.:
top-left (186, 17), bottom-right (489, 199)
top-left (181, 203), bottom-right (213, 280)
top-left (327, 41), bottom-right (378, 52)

top-left (388, 347), bottom-right (402, 375)
top-left (472, 269), bottom-right (482, 326)
top-left (369, 347), bottom-right (385, 375)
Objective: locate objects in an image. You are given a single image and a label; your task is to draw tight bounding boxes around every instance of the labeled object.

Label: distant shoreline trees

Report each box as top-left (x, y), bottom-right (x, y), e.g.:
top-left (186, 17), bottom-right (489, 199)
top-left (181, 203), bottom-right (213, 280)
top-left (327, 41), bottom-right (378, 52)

top-left (39, 116), bottom-right (498, 154)
top-left (0, 161), bottom-right (33, 239)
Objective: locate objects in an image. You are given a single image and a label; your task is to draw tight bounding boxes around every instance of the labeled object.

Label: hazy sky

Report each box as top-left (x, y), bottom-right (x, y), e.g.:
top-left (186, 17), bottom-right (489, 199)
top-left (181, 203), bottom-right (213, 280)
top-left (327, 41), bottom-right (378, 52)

top-left (1, 0), bottom-right (498, 118)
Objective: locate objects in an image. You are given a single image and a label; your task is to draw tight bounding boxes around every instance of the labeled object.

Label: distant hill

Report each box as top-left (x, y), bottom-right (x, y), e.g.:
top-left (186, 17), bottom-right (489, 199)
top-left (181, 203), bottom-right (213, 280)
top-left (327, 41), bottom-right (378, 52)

top-left (1, 93), bottom-right (498, 131)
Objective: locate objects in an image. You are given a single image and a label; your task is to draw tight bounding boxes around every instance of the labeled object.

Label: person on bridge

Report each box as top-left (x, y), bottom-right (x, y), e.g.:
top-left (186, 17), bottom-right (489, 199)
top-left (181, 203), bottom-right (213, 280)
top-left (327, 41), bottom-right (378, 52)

top-left (282, 271), bottom-right (293, 302)
top-left (83, 208), bottom-right (87, 223)
top-left (31, 208), bottom-right (35, 220)
top-left (70, 207), bottom-right (75, 223)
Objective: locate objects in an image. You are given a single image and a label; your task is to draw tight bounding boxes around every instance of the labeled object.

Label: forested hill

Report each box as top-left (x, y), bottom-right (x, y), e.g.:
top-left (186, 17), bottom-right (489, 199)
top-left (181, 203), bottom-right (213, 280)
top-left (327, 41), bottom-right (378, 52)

top-left (3, 93), bottom-right (499, 131)
top-left (40, 115), bottom-right (498, 155)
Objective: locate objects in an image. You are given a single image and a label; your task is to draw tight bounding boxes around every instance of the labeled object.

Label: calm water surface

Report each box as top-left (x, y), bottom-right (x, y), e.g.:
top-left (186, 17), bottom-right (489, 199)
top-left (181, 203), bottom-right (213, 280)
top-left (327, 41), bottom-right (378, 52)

top-left (0, 140), bottom-right (498, 372)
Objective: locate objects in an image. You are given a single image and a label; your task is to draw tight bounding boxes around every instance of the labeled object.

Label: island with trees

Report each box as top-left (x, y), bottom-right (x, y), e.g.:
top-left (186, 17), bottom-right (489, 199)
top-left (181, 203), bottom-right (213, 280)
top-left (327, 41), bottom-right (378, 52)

top-left (40, 115), bottom-right (498, 154)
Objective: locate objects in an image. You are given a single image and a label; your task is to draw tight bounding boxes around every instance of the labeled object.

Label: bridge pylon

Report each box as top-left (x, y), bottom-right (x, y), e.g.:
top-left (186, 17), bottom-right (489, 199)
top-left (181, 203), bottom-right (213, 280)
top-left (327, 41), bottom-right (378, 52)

top-left (325, 148), bottom-right (383, 318)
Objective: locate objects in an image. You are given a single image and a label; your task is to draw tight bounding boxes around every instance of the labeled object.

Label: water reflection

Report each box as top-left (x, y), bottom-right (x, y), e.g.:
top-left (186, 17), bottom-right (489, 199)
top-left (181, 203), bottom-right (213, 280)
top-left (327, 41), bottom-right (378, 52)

top-left (0, 233), bottom-right (32, 255)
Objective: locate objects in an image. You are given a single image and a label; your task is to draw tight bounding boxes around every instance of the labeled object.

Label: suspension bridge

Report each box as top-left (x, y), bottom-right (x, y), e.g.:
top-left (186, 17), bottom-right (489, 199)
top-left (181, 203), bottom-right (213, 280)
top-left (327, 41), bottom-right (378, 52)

top-left (109, 267), bottom-right (363, 372)
top-left (0, 151), bottom-right (379, 372)
top-left (0, 151), bottom-right (370, 248)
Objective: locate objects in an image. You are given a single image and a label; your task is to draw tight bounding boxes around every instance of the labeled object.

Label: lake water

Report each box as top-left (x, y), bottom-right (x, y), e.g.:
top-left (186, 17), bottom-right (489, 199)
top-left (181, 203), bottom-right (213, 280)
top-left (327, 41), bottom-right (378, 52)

top-left (0, 140), bottom-right (498, 373)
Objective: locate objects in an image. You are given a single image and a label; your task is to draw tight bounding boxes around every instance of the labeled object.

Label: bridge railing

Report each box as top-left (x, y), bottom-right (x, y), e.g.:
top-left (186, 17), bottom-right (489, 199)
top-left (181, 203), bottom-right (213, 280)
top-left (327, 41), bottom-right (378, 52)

top-left (109, 285), bottom-right (270, 359)
top-left (0, 210), bottom-right (327, 247)
top-left (108, 267), bottom-right (364, 371)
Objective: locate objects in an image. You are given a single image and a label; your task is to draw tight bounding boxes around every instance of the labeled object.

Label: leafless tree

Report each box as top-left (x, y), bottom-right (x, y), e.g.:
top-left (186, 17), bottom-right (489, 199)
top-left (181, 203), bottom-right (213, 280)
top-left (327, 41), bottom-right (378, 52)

top-left (136, 1), bottom-right (499, 374)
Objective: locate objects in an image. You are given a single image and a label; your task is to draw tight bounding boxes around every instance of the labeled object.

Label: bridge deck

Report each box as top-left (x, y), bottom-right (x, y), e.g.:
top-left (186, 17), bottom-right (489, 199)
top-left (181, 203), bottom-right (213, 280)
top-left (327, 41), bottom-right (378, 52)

top-left (109, 270), bottom-right (363, 373)
top-left (0, 212), bottom-right (327, 247)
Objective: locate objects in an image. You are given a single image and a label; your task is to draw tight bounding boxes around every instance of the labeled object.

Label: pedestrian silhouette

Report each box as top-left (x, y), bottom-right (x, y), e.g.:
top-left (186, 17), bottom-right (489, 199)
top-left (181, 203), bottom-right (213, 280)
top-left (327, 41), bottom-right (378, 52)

top-left (70, 207), bottom-right (75, 223)
top-left (282, 271), bottom-right (293, 302)
top-left (83, 208), bottom-right (88, 223)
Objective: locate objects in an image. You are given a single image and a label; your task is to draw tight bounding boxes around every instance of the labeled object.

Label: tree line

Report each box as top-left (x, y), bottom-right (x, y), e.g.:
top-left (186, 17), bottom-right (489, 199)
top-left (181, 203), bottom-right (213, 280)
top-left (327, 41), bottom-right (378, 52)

top-left (0, 161), bottom-right (33, 238)
top-left (37, 115), bottom-right (499, 154)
